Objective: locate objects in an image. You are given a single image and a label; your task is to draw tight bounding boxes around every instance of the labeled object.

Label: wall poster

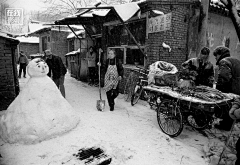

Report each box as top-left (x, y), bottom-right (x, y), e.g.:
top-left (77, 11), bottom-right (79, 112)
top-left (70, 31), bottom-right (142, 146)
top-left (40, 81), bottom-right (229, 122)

top-left (148, 13), bottom-right (172, 33)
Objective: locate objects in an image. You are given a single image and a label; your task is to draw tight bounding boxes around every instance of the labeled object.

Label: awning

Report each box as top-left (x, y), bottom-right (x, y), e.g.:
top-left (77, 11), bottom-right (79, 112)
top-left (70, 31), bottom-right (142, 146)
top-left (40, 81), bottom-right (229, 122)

top-left (55, 0), bottom-right (149, 58)
top-left (55, 0), bottom-right (147, 25)
top-left (67, 30), bottom-right (85, 39)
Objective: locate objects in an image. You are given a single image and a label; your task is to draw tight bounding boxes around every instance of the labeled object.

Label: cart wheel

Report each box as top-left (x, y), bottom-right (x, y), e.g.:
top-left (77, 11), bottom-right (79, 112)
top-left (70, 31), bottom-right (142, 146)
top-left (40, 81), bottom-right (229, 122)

top-left (131, 85), bottom-right (143, 106)
top-left (123, 72), bottom-right (135, 102)
top-left (157, 100), bottom-right (183, 137)
top-left (186, 109), bottom-right (210, 130)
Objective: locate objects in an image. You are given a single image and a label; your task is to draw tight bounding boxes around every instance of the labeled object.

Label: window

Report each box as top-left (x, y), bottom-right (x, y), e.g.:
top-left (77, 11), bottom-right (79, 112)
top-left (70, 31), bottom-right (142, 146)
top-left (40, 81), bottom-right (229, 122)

top-left (68, 39), bottom-right (74, 52)
top-left (126, 48), bottom-right (145, 65)
top-left (107, 46), bottom-right (145, 66)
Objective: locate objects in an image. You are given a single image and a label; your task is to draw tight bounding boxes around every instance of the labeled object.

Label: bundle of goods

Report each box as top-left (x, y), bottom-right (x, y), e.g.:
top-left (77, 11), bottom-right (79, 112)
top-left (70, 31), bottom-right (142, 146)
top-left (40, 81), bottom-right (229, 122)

top-left (177, 69), bottom-right (198, 89)
top-left (148, 61), bottom-right (178, 86)
top-left (176, 85), bottom-right (233, 102)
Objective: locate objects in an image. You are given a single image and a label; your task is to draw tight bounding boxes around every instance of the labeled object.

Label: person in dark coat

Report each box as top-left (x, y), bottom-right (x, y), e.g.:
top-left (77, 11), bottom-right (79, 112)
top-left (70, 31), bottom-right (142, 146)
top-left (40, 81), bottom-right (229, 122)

top-left (18, 51), bottom-right (29, 78)
top-left (229, 97), bottom-right (240, 165)
top-left (213, 46), bottom-right (240, 131)
top-left (86, 46), bottom-right (97, 86)
top-left (182, 47), bottom-right (214, 87)
top-left (44, 49), bottom-right (67, 98)
top-left (99, 49), bottom-right (123, 111)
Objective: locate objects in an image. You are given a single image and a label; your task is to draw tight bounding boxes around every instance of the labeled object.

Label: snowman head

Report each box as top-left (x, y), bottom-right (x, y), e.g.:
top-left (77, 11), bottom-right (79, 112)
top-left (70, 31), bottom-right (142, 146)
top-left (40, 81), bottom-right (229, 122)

top-left (27, 58), bottom-right (49, 77)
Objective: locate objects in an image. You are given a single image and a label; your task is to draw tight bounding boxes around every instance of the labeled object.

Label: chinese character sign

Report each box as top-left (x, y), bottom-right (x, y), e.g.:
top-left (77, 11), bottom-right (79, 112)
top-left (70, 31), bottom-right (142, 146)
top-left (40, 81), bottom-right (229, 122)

top-left (148, 13), bottom-right (172, 33)
top-left (5, 8), bottom-right (23, 25)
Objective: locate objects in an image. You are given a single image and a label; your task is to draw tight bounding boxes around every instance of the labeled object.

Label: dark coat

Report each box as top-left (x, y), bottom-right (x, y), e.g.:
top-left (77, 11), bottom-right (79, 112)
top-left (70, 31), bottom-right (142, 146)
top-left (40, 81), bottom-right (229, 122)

top-left (182, 58), bottom-right (214, 87)
top-left (216, 56), bottom-right (240, 95)
top-left (46, 55), bottom-right (67, 79)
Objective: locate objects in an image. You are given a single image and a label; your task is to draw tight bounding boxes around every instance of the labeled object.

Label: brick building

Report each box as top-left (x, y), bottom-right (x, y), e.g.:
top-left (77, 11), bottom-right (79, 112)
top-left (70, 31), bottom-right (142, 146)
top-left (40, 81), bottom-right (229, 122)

top-left (15, 36), bottom-right (39, 59)
top-left (0, 33), bottom-right (20, 111)
top-left (32, 25), bottom-right (72, 64)
top-left (66, 30), bottom-right (94, 80)
top-left (55, 0), bottom-right (200, 92)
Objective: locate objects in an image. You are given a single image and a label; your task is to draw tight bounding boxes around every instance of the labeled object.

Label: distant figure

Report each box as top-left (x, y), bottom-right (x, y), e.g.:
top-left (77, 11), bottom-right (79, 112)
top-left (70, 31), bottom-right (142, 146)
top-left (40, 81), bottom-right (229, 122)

top-left (181, 47), bottom-right (214, 87)
top-left (18, 51), bottom-right (29, 78)
top-left (44, 49), bottom-right (67, 98)
top-left (86, 46), bottom-right (97, 86)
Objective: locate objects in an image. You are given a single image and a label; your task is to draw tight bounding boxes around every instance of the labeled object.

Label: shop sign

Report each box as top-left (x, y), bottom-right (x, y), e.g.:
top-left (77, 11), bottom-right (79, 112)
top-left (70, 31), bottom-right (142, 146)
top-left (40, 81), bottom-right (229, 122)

top-left (148, 13), bottom-right (172, 33)
top-left (5, 8), bottom-right (23, 25)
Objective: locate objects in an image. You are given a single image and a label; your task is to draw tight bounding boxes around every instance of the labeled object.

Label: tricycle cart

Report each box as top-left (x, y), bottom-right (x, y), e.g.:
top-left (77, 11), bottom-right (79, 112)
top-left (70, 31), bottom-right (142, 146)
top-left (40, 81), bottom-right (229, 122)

top-left (143, 85), bottom-right (237, 137)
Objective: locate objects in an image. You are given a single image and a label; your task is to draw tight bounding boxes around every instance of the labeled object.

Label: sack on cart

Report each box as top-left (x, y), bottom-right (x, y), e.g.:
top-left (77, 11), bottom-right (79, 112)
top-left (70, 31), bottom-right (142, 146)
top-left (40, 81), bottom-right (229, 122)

top-left (148, 61), bottom-right (178, 86)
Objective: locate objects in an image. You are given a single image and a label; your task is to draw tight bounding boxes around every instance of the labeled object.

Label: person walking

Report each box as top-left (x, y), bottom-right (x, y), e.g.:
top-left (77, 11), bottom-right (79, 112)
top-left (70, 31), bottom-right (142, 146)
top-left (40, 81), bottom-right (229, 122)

top-left (44, 49), bottom-right (67, 98)
top-left (86, 46), bottom-right (97, 86)
top-left (18, 51), bottom-right (29, 78)
top-left (213, 46), bottom-right (240, 131)
top-left (181, 47), bottom-right (214, 87)
top-left (99, 49), bottom-right (123, 111)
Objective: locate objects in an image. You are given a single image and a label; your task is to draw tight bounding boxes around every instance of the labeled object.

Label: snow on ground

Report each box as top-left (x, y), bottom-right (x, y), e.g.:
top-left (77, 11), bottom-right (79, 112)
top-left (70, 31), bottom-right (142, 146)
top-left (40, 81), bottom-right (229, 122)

top-left (0, 72), bottom-right (210, 165)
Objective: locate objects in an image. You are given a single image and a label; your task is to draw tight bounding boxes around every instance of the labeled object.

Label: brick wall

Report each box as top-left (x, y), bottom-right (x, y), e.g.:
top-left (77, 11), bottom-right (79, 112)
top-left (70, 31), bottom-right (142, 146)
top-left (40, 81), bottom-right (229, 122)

top-left (51, 30), bottom-right (70, 64)
top-left (117, 1), bottom-right (199, 93)
top-left (18, 43), bottom-right (39, 59)
top-left (38, 30), bottom-right (70, 65)
top-left (0, 37), bottom-right (19, 111)
top-left (39, 31), bottom-right (51, 53)
top-left (146, 1), bottom-right (196, 69)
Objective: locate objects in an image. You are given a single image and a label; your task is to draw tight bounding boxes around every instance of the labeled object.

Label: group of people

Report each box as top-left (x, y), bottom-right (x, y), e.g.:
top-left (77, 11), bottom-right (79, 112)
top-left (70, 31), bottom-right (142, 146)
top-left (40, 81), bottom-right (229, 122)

top-left (18, 46), bottom-right (240, 164)
top-left (18, 47), bottom-right (123, 111)
top-left (182, 46), bottom-right (240, 165)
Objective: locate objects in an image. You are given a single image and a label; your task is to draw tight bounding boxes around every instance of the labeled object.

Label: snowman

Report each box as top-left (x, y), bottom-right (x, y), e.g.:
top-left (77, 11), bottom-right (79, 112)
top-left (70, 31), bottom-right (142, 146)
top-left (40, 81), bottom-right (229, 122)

top-left (0, 58), bottom-right (79, 144)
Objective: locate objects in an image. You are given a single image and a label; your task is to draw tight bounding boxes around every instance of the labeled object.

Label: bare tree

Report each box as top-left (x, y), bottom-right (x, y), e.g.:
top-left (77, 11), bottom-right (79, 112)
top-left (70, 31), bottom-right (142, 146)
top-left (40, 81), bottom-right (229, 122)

top-left (40, 0), bottom-right (88, 20)
top-left (40, 0), bottom-right (130, 21)
top-left (220, 0), bottom-right (240, 40)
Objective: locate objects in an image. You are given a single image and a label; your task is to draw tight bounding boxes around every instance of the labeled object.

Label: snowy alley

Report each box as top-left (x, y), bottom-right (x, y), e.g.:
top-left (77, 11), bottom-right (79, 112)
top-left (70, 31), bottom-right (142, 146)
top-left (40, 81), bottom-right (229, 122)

top-left (0, 72), bottom-right (210, 165)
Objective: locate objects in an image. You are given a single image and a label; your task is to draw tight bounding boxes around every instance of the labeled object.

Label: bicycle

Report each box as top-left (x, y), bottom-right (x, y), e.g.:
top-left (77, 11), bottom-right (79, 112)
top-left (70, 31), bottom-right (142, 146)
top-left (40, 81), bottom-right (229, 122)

top-left (130, 66), bottom-right (153, 106)
top-left (123, 69), bottom-right (137, 102)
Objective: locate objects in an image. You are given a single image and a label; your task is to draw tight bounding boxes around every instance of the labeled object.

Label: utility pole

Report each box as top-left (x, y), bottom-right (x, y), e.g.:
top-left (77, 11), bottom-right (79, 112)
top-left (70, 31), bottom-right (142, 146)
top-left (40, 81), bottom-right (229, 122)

top-left (198, 0), bottom-right (210, 55)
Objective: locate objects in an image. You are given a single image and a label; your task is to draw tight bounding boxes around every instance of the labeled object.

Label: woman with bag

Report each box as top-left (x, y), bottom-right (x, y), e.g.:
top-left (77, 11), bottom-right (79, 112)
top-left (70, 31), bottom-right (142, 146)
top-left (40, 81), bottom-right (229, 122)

top-left (100, 49), bottom-right (123, 111)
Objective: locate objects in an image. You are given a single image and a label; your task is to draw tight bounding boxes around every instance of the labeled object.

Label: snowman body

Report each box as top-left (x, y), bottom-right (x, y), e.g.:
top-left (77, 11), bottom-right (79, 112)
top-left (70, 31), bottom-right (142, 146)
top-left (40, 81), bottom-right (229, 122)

top-left (0, 58), bottom-right (79, 144)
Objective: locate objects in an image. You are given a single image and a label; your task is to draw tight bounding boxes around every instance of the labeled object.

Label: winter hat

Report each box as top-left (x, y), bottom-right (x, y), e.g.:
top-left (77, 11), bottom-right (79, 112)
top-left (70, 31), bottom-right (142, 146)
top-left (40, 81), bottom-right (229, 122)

top-left (200, 47), bottom-right (210, 55)
top-left (213, 46), bottom-right (230, 57)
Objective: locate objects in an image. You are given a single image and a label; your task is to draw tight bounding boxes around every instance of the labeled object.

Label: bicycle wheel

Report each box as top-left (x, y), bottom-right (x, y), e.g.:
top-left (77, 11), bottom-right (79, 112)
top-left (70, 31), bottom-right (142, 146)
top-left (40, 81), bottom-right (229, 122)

top-left (186, 109), bottom-right (210, 130)
top-left (123, 72), bottom-right (135, 102)
top-left (131, 85), bottom-right (143, 106)
top-left (157, 100), bottom-right (183, 137)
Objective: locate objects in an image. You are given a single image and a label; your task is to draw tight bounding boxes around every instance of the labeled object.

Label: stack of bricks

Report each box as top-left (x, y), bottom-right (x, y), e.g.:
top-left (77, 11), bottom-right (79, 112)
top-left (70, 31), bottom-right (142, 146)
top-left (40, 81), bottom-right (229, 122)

top-left (0, 36), bottom-right (19, 111)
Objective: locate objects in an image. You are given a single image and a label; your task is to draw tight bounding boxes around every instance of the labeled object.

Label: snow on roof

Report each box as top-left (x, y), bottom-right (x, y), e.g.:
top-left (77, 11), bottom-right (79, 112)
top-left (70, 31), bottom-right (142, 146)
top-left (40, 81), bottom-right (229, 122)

top-left (66, 48), bottom-right (80, 56)
top-left (28, 23), bottom-right (51, 33)
top-left (70, 25), bottom-right (84, 30)
top-left (16, 36), bottom-right (39, 43)
top-left (0, 31), bottom-right (19, 42)
top-left (67, 30), bottom-right (85, 39)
